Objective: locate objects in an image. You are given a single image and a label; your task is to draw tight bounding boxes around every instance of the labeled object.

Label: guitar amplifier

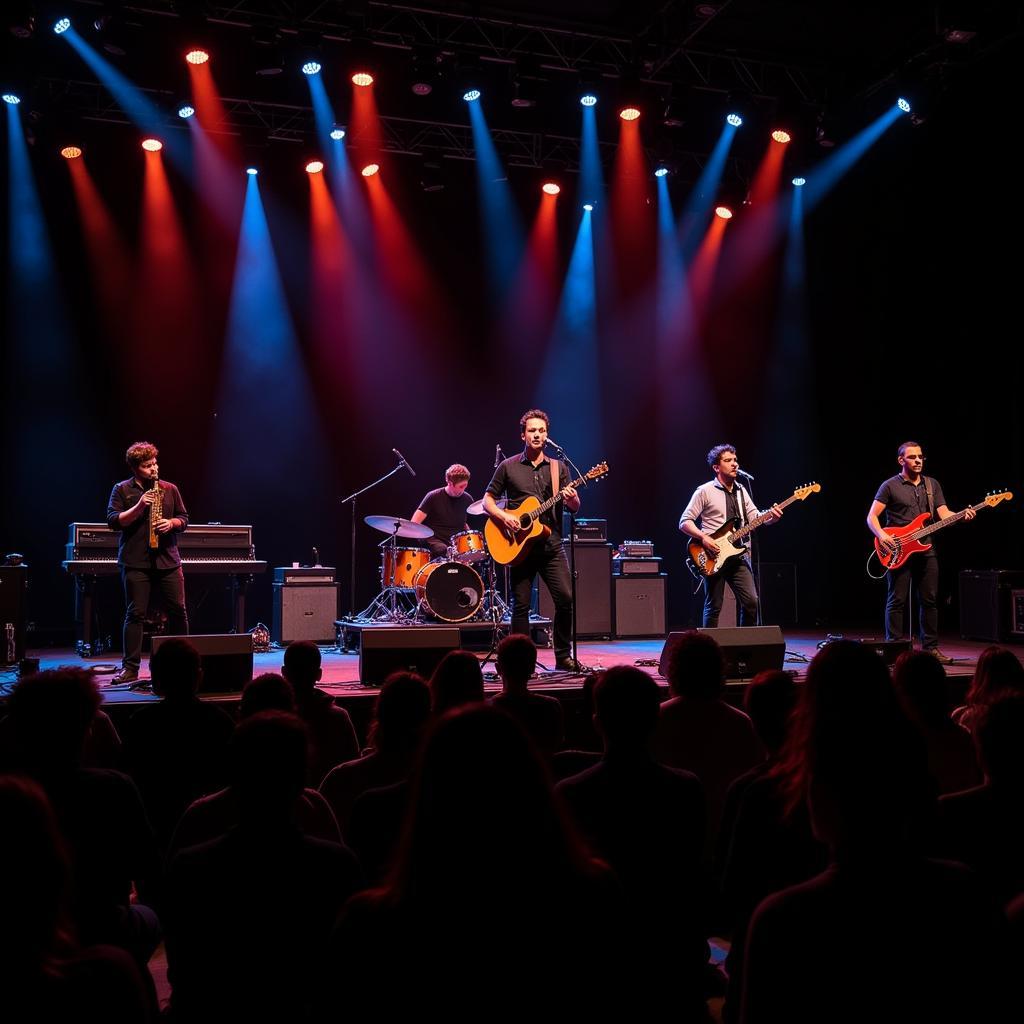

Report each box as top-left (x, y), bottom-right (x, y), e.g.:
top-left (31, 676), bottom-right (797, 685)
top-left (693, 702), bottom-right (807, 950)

top-left (536, 543), bottom-right (613, 639)
top-left (614, 557), bottom-right (662, 575)
top-left (564, 516), bottom-right (607, 541)
top-left (618, 540), bottom-right (656, 557)
top-left (614, 575), bottom-right (667, 638)
top-left (959, 570), bottom-right (1024, 642)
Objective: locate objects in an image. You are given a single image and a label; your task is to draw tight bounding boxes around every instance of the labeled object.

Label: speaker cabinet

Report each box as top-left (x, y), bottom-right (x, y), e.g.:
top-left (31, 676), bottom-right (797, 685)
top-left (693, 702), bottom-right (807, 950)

top-left (359, 627), bottom-right (460, 687)
top-left (659, 625), bottom-right (786, 681)
top-left (0, 565), bottom-right (29, 664)
top-left (959, 570), bottom-right (1024, 643)
top-left (614, 575), bottom-right (667, 638)
top-left (151, 633), bottom-right (253, 693)
top-left (758, 562), bottom-right (798, 627)
top-left (273, 583), bottom-right (339, 645)
top-left (536, 543), bottom-right (613, 639)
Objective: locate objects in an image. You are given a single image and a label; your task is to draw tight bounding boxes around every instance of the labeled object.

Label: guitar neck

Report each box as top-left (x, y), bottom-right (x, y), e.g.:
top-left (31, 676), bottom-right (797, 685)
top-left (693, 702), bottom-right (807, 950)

top-left (731, 492), bottom-right (799, 542)
top-left (526, 473), bottom-right (589, 522)
top-left (914, 500), bottom-right (989, 540)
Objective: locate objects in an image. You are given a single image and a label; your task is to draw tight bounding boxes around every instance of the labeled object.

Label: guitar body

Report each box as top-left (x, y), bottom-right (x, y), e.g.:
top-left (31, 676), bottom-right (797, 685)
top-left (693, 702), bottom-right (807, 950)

top-left (874, 512), bottom-right (933, 571)
top-left (686, 519), bottom-right (748, 577)
top-left (484, 497), bottom-right (553, 565)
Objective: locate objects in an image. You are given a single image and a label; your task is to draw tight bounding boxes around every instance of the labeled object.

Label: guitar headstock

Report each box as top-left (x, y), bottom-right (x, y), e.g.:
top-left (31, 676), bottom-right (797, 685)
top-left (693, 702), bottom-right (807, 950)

top-left (585, 462), bottom-right (609, 482)
top-left (793, 482), bottom-right (821, 501)
top-left (985, 490), bottom-right (1012, 507)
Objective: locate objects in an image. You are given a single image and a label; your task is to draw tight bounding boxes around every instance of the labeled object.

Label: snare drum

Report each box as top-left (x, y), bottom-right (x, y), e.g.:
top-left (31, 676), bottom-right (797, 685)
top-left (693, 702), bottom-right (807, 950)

top-left (414, 559), bottom-right (484, 622)
top-left (382, 547), bottom-right (432, 589)
top-left (451, 529), bottom-right (487, 564)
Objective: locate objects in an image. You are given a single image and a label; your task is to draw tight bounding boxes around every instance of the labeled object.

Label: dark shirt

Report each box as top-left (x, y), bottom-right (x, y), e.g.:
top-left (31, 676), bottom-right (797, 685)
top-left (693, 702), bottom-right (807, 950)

top-left (107, 478), bottom-right (189, 570)
top-left (874, 474), bottom-right (947, 529)
top-left (486, 453), bottom-right (570, 536)
top-left (416, 487), bottom-right (474, 546)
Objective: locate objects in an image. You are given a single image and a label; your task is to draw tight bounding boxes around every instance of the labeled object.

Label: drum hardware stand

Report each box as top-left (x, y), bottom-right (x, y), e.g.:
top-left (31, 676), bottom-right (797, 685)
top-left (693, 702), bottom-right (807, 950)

top-left (355, 528), bottom-right (419, 623)
top-left (339, 456), bottom-right (408, 621)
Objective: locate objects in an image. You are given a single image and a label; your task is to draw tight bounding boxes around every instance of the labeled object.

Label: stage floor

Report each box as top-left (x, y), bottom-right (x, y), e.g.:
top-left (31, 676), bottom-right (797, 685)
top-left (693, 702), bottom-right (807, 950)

top-left (7, 629), bottom-right (1012, 709)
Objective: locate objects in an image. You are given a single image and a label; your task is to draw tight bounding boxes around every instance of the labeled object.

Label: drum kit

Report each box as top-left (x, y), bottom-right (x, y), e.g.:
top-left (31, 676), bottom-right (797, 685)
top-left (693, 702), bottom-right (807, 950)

top-left (356, 499), bottom-right (511, 625)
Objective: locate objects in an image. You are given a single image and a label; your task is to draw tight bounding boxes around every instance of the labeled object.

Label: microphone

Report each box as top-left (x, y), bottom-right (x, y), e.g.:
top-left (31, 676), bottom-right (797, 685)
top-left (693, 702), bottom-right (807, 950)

top-left (393, 448), bottom-right (416, 477)
top-left (494, 443), bottom-right (502, 468)
top-left (737, 468), bottom-right (755, 481)
top-left (312, 546), bottom-right (320, 566)
top-left (545, 437), bottom-right (565, 453)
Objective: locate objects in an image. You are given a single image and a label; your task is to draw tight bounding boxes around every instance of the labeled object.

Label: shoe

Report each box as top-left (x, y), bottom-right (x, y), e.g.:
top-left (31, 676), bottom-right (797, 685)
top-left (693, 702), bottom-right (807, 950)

top-left (555, 657), bottom-right (590, 674)
top-left (926, 649), bottom-right (954, 665)
top-left (111, 669), bottom-right (139, 684)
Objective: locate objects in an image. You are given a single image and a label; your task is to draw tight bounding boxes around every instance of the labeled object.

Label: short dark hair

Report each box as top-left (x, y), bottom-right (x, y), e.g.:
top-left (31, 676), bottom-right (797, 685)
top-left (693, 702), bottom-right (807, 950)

top-left (744, 669), bottom-right (798, 751)
top-left (126, 441), bottom-right (158, 470)
top-left (519, 408), bottom-right (550, 432)
top-left (707, 444), bottom-right (736, 469)
top-left (593, 666), bottom-right (662, 746)
top-left (897, 441), bottom-right (923, 459)
top-left (149, 637), bottom-right (202, 699)
top-left (496, 634), bottom-right (538, 684)
top-left (445, 464), bottom-right (471, 484)
top-left (240, 672), bottom-right (295, 719)
top-left (665, 631), bottom-right (726, 698)
top-left (892, 651), bottom-right (951, 727)
top-left (282, 641), bottom-right (322, 689)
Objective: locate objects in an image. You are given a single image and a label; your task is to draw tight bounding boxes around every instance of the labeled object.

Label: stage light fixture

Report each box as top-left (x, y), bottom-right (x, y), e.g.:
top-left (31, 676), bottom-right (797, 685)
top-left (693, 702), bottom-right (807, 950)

top-left (542, 182), bottom-right (560, 195)
top-left (141, 138), bottom-right (163, 152)
top-left (463, 88), bottom-right (481, 102)
top-left (361, 163), bottom-right (380, 177)
top-left (185, 49), bottom-right (210, 65)
top-left (792, 176), bottom-right (806, 187)
top-left (726, 113), bottom-right (743, 127)
top-left (583, 203), bottom-right (594, 212)
top-left (302, 61), bottom-right (322, 76)
top-left (580, 93), bottom-right (597, 107)
top-left (771, 129), bottom-right (791, 144)
top-left (329, 126), bottom-right (346, 140)
top-left (246, 167), bottom-right (258, 175)
top-left (305, 160), bottom-right (324, 174)
top-left (352, 71), bottom-right (374, 87)
top-left (619, 106), bottom-right (641, 121)
top-left (177, 104), bottom-right (195, 119)
top-left (3, 94), bottom-right (22, 105)
top-left (53, 17), bottom-right (71, 35)
top-left (897, 97), bottom-right (911, 113)
top-left (654, 166), bottom-right (669, 178)
top-left (61, 146), bottom-right (82, 159)
top-left (715, 205), bottom-right (733, 219)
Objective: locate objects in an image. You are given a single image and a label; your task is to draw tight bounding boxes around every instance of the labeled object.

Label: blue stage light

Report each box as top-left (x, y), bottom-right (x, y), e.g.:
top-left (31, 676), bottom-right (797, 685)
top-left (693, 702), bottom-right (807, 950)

top-left (792, 176), bottom-right (806, 187)
top-left (580, 94), bottom-right (597, 107)
top-left (654, 166), bottom-right (669, 178)
top-left (463, 89), bottom-right (481, 102)
top-left (583, 203), bottom-right (594, 211)
top-left (246, 167), bottom-right (258, 176)
top-left (726, 113), bottom-right (743, 127)
top-left (302, 61), bottom-right (322, 76)
top-left (53, 18), bottom-right (71, 34)
top-left (897, 97), bottom-right (911, 113)
top-left (3, 93), bottom-right (22, 105)
top-left (329, 127), bottom-right (346, 140)
top-left (177, 104), bottom-right (195, 119)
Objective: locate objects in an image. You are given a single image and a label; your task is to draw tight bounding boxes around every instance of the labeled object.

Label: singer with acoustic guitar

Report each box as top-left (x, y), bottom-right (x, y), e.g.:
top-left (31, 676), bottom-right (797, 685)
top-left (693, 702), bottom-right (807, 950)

top-left (679, 444), bottom-right (783, 628)
top-left (866, 441), bottom-right (975, 664)
top-left (484, 409), bottom-right (583, 673)
top-left (106, 441), bottom-right (189, 684)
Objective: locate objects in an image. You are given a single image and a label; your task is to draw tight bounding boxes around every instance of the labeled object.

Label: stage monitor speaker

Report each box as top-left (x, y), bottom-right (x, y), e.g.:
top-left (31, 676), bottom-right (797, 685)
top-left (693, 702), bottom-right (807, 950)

top-left (151, 633), bottom-right (253, 693)
top-left (359, 627), bottom-right (460, 687)
top-left (273, 582), bottom-right (339, 645)
top-left (659, 626), bottom-right (786, 681)
top-left (0, 565), bottom-right (29, 665)
top-left (537, 542), bottom-right (613, 639)
top-left (614, 575), bottom-right (667, 638)
top-left (959, 570), bottom-right (1024, 643)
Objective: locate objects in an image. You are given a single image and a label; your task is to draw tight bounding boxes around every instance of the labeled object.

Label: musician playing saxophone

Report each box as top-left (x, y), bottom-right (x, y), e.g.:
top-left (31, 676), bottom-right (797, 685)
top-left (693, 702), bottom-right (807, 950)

top-left (106, 441), bottom-right (189, 684)
top-left (866, 441), bottom-right (975, 664)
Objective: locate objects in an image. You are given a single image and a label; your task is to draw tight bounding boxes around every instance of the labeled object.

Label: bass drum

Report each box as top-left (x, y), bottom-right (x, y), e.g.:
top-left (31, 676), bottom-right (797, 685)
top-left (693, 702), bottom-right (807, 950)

top-left (414, 559), bottom-right (484, 623)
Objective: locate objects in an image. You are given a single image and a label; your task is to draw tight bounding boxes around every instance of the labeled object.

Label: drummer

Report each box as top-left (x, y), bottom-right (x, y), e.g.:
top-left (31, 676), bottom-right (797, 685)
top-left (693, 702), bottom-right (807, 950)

top-left (411, 464), bottom-right (474, 559)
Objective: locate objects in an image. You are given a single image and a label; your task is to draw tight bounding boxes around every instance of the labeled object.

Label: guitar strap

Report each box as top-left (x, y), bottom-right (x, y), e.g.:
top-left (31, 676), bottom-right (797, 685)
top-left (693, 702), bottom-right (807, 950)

top-left (924, 476), bottom-right (935, 520)
top-left (551, 458), bottom-right (559, 498)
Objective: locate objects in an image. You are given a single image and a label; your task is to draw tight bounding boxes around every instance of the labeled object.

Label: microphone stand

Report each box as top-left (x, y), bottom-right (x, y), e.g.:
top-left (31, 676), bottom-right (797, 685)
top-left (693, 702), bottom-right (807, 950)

top-left (739, 472), bottom-right (763, 626)
top-left (339, 458), bottom-right (407, 620)
top-left (546, 440), bottom-right (586, 670)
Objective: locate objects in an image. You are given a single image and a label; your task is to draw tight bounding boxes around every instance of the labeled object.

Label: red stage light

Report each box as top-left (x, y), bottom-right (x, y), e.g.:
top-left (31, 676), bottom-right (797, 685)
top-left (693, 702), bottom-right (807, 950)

top-left (185, 49), bottom-right (210, 65)
top-left (619, 106), bottom-right (641, 121)
top-left (61, 145), bottom-right (83, 160)
top-left (715, 205), bottom-right (733, 220)
top-left (351, 72), bottom-right (374, 87)
top-left (541, 182), bottom-right (560, 195)
top-left (361, 163), bottom-right (380, 177)
top-left (306, 160), bottom-right (324, 174)
top-left (141, 138), bottom-right (163, 152)
top-left (771, 129), bottom-right (792, 144)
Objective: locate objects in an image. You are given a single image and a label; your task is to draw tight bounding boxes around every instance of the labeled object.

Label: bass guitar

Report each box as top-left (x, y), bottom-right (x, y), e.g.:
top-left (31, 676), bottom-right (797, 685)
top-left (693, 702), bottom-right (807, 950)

top-left (871, 490), bottom-right (1012, 572)
top-left (484, 462), bottom-right (609, 566)
top-left (687, 483), bottom-right (821, 577)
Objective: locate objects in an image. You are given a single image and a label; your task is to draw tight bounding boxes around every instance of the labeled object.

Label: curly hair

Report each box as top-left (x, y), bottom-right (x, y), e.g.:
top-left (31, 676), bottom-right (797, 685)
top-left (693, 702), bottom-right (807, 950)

top-left (519, 408), bottom-right (550, 432)
top-left (126, 441), bottom-right (158, 470)
top-left (445, 464), bottom-right (471, 484)
top-left (707, 444), bottom-right (736, 469)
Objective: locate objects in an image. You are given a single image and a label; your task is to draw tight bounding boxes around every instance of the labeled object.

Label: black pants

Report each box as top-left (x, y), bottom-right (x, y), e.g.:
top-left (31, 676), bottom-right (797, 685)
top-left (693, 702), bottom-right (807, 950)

top-left (885, 553), bottom-right (939, 650)
top-left (702, 556), bottom-right (759, 627)
top-left (122, 565), bottom-right (189, 671)
top-left (510, 538), bottom-right (573, 660)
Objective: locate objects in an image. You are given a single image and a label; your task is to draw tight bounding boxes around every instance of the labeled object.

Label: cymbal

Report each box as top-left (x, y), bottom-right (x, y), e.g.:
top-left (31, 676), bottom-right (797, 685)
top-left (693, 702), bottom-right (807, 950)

top-left (364, 515), bottom-right (434, 539)
top-left (467, 497), bottom-right (506, 516)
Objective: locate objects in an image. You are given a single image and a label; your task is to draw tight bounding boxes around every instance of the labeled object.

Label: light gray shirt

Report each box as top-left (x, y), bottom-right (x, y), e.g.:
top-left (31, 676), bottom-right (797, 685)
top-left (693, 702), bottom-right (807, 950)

top-left (679, 479), bottom-right (761, 537)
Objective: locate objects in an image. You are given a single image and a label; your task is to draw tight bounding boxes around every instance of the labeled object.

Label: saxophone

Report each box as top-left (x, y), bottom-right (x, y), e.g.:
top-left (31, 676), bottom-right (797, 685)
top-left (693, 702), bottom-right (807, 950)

top-left (148, 475), bottom-right (163, 549)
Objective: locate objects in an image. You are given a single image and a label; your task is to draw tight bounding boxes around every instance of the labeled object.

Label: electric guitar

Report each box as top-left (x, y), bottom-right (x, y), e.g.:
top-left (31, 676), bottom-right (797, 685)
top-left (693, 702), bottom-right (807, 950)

top-left (872, 490), bottom-right (1012, 572)
top-left (687, 483), bottom-right (821, 577)
top-left (484, 462), bottom-right (609, 565)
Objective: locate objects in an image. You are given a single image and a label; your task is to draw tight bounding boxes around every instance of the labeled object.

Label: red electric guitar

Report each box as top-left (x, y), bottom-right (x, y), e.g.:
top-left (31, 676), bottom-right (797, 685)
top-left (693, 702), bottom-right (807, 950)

top-left (872, 490), bottom-right (1012, 572)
